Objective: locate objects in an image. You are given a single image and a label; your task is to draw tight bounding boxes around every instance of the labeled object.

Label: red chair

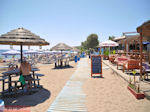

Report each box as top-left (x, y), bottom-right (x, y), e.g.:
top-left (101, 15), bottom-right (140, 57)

top-left (117, 57), bottom-right (128, 69)
top-left (109, 56), bottom-right (116, 64)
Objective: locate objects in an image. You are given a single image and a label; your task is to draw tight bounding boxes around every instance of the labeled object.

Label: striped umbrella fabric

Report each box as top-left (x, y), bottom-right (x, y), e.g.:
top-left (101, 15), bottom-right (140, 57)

top-left (99, 40), bottom-right (119, 47)
top-left (2, 49), bottom-right (20, 55)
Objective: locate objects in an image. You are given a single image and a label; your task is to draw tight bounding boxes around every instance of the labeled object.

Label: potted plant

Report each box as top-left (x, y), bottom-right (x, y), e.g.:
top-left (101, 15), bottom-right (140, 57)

top-left (103, 48), bottom-right (109, 60)
top-left (127, 71), bottom-right (145, 99)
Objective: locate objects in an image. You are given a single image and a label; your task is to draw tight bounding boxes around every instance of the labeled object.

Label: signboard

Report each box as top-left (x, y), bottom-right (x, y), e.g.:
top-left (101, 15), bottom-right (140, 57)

top-left (91, 55), bottom-right (102, 77)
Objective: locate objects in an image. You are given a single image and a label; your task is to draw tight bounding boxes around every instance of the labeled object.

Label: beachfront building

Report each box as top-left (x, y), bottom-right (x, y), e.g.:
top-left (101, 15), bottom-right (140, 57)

top-left (113, 32), bottom-right (150, 63)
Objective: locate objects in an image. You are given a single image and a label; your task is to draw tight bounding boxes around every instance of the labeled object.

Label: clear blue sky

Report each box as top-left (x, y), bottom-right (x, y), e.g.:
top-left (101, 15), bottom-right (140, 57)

top-left (0, 0), bottom-right (150, 50)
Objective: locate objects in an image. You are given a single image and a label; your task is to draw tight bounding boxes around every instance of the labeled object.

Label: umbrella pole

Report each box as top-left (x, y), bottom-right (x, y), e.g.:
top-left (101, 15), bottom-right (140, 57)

top-left (109, 46), bottom-right (110, 56)
top-left (21, 43), bottom-right (23, 63)
top-left (61, 50), bottom-right (62, 67)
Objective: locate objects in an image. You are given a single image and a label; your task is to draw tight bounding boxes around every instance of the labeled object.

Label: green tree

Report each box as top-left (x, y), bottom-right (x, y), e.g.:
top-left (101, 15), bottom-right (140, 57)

top-left (109, 36), bottom-right (115, 40)
top-left (86, 34), bottom-right (99, 49)
top-left (81, 41), bottom-right (87, 49)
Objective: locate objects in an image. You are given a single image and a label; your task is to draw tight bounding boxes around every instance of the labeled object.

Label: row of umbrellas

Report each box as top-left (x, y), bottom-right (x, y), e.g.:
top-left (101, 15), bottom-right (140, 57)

top-left (0, 27), bottom-right (119, 60)
top-left (0, 28), bottom-right (80, 62)
top-left (1, 49), bottom-right (78, 56)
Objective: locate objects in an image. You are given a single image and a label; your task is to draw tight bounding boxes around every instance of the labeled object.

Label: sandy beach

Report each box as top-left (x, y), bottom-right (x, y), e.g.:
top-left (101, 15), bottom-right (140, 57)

top-left (83, 59), bottom-right (150, 112)
top-left (1, 57), bottom-right (150, 112)
top-left (0, 61), bottom-right (77, 112)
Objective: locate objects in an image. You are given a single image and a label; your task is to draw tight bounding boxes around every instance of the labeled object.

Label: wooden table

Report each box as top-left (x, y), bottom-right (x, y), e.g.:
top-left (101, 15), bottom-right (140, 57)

top-left (2, 68), bottom-right (40, 93)
top-left (55, 57), bottom-right (69, 68)
top-left (2, 69), bottom-right (20, 92)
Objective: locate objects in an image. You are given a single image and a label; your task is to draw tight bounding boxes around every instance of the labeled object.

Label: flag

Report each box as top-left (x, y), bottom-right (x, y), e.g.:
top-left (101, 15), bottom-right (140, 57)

top-left (19, 75), bottom-right (25, 85)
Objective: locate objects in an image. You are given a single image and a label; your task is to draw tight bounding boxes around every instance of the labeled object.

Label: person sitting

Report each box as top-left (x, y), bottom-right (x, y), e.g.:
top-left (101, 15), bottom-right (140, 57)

top-left (8, 64), bottom-right (15, 71)
top-left (20, 59), bottom-right (33, 89)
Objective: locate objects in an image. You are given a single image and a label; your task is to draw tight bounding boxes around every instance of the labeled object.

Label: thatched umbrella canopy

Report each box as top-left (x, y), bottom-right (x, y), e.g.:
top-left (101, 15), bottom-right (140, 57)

top-left (0, 27), bottom-right (49, 62)
top-left (50, 43), bottom-right (72, 51)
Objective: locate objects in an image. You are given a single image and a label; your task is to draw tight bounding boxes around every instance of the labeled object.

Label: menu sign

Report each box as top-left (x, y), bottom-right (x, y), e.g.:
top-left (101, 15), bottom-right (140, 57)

top-left (91, 55), bottom-right (102, 77)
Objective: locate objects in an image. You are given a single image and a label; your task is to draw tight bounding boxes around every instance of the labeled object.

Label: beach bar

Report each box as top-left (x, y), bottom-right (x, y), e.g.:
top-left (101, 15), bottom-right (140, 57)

top-left (137, 20), bottom-right (150, 80)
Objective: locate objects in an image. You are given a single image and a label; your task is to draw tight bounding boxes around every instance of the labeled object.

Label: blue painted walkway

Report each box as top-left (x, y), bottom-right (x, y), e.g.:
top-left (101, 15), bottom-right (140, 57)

top-left (47, 58), bottom-right (89, 112)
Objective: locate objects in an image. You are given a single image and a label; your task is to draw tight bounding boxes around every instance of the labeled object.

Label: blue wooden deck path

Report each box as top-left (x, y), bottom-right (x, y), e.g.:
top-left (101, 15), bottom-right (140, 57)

top-left (47, 58), bottom-right (89, 112)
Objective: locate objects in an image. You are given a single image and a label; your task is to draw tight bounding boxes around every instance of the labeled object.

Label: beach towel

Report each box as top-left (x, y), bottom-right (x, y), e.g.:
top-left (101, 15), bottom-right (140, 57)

top-left (19, 74), bottom-right (25, 85)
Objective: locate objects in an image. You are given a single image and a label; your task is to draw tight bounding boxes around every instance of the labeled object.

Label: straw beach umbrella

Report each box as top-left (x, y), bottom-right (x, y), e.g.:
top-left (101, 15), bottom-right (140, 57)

top-left (0, 27), bottom-right (49, 62)
top-left (50, 43), bottom-right (72, 51)
top-left (50, 43), bottom-right (72, 67)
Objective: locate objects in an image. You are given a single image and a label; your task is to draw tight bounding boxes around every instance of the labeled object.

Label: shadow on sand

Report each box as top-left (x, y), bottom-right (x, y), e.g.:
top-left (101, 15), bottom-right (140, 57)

top-left (1, 88), bottom-right (51, 107)
top-left (92, 76), bottom-right (104, 78)
top-left (127, 73), bottom-right (140, 76)
top-left (52, 65), bottom-right (74, 70)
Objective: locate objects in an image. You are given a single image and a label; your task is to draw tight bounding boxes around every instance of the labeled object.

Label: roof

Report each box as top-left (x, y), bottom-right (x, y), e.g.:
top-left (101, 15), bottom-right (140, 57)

top-left (137, 20), bottom-right (150, 37)
top-left (118, 34), bottom-right (149, 44)
top-left (113, 36), bottom-right (125, 41)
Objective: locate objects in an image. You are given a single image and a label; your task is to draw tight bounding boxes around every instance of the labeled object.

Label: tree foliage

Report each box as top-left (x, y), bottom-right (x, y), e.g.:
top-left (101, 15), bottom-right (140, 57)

top-left (86, 34), bottom-right (99, 49)
top-left (81, 34), bottom-right (99, 50)
top-left (108, 36), bottom-right (115, 40)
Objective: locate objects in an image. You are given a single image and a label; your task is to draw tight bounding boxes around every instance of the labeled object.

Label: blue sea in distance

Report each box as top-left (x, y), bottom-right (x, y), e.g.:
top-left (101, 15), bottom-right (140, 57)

top-left (0, 49), bottom-right (27, 59)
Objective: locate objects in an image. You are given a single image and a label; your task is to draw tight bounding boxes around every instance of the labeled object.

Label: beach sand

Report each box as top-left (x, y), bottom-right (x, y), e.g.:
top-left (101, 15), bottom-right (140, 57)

top-left (1, 58), bottom-right (150, 112)
top-left (0, 61), bottom-right (77, 112)
top-left (83, 61), bottom-right (150, 112)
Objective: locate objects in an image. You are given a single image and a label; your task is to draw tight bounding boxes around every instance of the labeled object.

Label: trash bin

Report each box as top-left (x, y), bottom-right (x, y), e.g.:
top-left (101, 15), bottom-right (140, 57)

top-left (78, 57), bottom-right (80, 61)
top-left (0, 99), bottom-right (4, 112)
top-left (74, 56), bottom-right (78, 63)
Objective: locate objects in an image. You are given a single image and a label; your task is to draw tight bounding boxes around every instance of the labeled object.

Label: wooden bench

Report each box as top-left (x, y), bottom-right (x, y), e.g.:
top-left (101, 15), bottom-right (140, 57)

top-left (0, 76), bottom-right (8, 93)
top-left (34, 73), bottom-right (44, 87)
top-left (123, 60), bottom-right (140, 72)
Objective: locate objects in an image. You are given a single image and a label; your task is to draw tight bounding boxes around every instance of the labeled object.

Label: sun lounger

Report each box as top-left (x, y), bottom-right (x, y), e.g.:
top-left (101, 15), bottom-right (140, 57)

top-left (142, 63), bottom-right (150, 79)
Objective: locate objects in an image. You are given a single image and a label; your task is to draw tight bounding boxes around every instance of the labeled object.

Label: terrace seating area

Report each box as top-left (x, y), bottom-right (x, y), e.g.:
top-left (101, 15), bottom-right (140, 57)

top-left (108, 53), bottom-right (150, 80)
